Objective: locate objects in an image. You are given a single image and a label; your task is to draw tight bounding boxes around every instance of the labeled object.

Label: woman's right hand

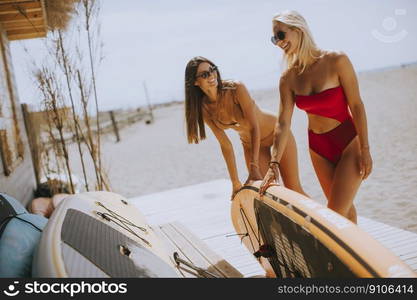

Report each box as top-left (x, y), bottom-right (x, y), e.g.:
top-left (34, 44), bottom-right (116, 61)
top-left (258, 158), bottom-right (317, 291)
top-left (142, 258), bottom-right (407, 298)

top-left (259, 163), bottom-right (280, 195)
top-left (231, 181), bottom-right (242, 201)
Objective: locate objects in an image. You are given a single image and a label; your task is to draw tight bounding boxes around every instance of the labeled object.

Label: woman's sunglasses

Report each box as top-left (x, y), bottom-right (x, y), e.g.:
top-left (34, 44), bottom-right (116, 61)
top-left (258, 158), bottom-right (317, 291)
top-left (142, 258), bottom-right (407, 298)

top-left (271, 31), bottom-right (286, 45)
top-left (196, 65), bottom-right (217, 79)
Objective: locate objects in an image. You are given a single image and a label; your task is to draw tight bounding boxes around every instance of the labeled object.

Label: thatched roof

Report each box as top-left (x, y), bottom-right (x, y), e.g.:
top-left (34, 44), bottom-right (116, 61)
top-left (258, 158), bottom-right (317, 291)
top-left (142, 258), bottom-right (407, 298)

top-left (44, 0), bottom-right (80, 30)
top-left (0, 0), bottom-right (80, 41)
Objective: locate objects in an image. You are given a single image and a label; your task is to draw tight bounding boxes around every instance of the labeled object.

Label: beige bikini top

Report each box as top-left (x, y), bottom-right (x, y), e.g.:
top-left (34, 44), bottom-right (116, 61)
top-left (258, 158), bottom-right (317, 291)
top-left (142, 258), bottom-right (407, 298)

top-left (203, 81), bottom-right (244, 128)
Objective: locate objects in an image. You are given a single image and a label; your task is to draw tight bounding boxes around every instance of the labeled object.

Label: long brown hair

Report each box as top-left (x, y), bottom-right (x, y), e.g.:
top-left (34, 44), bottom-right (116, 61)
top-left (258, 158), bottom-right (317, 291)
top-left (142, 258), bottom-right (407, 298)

top-left (184, 56), bottom-right (223, 144)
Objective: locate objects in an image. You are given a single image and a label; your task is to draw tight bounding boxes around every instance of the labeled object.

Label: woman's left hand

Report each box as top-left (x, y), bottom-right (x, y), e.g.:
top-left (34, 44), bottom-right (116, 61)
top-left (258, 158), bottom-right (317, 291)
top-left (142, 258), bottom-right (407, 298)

top-left (359, 148), bottom-right (373, 180)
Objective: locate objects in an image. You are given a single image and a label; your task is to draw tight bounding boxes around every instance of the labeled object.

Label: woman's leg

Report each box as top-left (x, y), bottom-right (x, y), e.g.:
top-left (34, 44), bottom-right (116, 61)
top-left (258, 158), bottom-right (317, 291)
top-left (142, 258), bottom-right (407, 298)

top-left (258, 146), bottom-right (272, 177)
top-left (309, 140), bottom-right (360, 223)
top-left (309, 149), bottom-right (335, 201)
top-left (278, 131), bottom-right (308, 196)
top-left (242, 142), bottom-right (252, 172)
top-left (328, 137), bottom-right (362, 223)
top-left (243, 141), bottom-right (274, 180)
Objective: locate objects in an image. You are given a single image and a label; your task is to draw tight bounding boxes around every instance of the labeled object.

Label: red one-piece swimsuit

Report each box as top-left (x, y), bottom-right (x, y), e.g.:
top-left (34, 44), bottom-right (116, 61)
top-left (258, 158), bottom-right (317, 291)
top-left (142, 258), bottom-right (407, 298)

top-left (295, 86), bottom-right (357, 164)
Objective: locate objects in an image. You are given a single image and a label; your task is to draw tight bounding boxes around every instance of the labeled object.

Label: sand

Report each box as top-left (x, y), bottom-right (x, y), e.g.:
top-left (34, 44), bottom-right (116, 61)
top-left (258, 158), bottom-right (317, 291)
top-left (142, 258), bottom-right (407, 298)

top-left (68, 64), bottom-right (417, 233)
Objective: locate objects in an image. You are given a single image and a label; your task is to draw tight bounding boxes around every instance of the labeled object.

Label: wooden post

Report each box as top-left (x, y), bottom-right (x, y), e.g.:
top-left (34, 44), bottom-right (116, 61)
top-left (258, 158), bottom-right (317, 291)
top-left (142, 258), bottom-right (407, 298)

top-left (143, 81), bottom-right (154, 123)
top-left (109, 110), bottom-right (120, 142)
top-left (21, 103), bottom-right (41, 185)
top-left (0, 129), bottom-right (11, 176)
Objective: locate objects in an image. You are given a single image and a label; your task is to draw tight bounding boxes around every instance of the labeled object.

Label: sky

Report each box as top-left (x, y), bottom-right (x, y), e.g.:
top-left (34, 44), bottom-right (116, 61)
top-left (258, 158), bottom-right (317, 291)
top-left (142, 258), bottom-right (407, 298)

top-left (10, 0), bottom-right (417, 110)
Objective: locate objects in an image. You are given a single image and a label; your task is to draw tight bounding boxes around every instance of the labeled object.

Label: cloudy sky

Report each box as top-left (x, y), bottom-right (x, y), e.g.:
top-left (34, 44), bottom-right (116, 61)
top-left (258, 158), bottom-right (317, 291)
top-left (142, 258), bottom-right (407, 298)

top-left (11, 0), bottom-right (417, 110)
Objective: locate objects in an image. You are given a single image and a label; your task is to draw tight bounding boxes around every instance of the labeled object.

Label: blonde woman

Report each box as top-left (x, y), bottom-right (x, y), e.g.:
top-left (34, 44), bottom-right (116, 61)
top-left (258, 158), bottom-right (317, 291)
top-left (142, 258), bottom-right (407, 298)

top-left (260, 11), bottom-right (372, 223)
top-left (184, 56), bottom-right (307, 200)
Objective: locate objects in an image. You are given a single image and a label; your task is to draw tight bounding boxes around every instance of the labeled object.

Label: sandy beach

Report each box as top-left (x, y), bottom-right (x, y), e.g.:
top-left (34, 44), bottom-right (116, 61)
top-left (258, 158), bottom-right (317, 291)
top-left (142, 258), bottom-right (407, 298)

top-left (69, 63), bottom-right (417, 233)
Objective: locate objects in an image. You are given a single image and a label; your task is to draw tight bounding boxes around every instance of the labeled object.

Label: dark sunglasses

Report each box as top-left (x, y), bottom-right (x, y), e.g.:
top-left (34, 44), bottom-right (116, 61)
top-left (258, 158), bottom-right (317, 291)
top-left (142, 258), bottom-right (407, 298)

top-left (196, 65), bottom-right (217, 79)
top-left (271, 31), bottom-right (286, 45)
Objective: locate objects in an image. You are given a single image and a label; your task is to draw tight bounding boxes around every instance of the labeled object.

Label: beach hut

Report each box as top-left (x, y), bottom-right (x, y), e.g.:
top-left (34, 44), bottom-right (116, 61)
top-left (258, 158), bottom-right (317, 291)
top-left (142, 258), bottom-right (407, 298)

top-left (0, 0), bottom-right (78, 206)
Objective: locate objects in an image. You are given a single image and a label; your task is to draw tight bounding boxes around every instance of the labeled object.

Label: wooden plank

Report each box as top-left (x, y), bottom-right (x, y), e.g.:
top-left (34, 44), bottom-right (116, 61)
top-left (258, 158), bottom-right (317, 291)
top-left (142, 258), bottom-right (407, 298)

top-left (202, 231), bottom-right (235, 240)
top-left (7, 31), bottom-right (45, 40)
top-left (359, 224), bottom-right (384, 233)
top-left (375, 235), bottom-right (417, 249)
top-left (245, 271), bottom-right (266, 278)
top-left (366, 226), bottom-right (403, 239)
top-left (358, 218), bottom-right (386, 230)
top-left (398, 249), bottom-right (417, 258)
top-left (376, 230), bottom-right (415, 243)
top-left (371, 227), bottom-right (412, 239)
top-left (236, 263), bottom-right (266, 276)
top-left (382, 234), bottom-right (417, 246)
top-left (145, 213), bottom-right (233, 240)
top-left (358, 217), bottom-right (391, 227)
top-left (171, 222), bottom-right (243, 278)
top-left (0, 11), bottom-right (42, 22)
top-left (0, 1), bottom-right (41, 15)
top-left (225, 255), bottom-right (260, 268)
top-left (378, 240), bottom-right (417, 253)
top-left (389, 241), bottom-right (417, 253)
top-left (4, 23), bottom-right (42, 31)
top-left (357, 216), bottom-right (375, 225)
top-left (361, 224), bottom-right (392, 235)
top-left (363, 222), bottom-right (417, 271)
top-left (409, 262), bottom-right (417, 270)
top-left (204, 240), bottom-right (253, 255)
top-left (371, 228), bottom-right (404, 241)
top-left (390, 248), bottom-right (414, 258)
top-left (399, 253), bottom-right (417, 264)
top-left (400, 253), bottom-right (417, 261)
top-left (1, 17), bottom-right (42, 29)
top-left (6, 27), bottom-right (43, 36)
top-left (202, 234), bottom-right (265, 277)
top-left (203, 236), bottom-right (252, 255)
top-left (0, 0), bottom-right (37, 3)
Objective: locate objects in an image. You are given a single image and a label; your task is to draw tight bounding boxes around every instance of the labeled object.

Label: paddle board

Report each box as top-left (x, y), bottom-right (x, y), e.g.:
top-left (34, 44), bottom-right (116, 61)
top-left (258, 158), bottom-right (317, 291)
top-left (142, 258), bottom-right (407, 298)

top-left (32, 191), bottom-right (180, 278)
top-left (231, 182), bottom-right (416, 278)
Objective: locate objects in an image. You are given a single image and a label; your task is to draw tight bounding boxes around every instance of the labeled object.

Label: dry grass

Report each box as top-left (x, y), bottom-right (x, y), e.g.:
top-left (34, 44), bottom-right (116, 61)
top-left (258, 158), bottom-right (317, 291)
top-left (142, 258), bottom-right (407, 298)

top-left (26, 0), bottom-right (110, 195)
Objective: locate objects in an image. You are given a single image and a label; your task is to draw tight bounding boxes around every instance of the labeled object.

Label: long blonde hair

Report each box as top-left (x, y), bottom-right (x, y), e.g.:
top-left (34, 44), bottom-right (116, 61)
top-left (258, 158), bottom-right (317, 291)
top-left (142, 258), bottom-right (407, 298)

top-left (272, 10), bottom-right (320, 74)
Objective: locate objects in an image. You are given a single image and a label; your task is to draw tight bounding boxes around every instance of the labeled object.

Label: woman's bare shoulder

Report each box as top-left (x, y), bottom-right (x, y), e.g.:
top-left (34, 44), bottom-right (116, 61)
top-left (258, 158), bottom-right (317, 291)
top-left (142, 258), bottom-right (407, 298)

top-left (231, 80), bottom-right (248, 92)
top-left (279, 68), bottom-right (296, 89)
top-left (222, 79), bottom-right (239, 90)
top-left (323, 50), bottom-right (350, 64)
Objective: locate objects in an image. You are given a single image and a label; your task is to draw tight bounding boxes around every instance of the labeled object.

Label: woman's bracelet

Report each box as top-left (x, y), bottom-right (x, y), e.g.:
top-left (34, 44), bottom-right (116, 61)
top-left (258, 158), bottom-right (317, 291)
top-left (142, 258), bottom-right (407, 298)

top-left (269, 161), bottom-right (280, 167)
top-left (249, 162), bottom-right (259, 167)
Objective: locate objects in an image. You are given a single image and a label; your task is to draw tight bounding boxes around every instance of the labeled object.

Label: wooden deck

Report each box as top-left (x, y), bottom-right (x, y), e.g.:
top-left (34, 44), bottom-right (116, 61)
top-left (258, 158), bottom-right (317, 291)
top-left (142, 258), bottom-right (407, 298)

top-left (129, 179), bottom-right (417, 277)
